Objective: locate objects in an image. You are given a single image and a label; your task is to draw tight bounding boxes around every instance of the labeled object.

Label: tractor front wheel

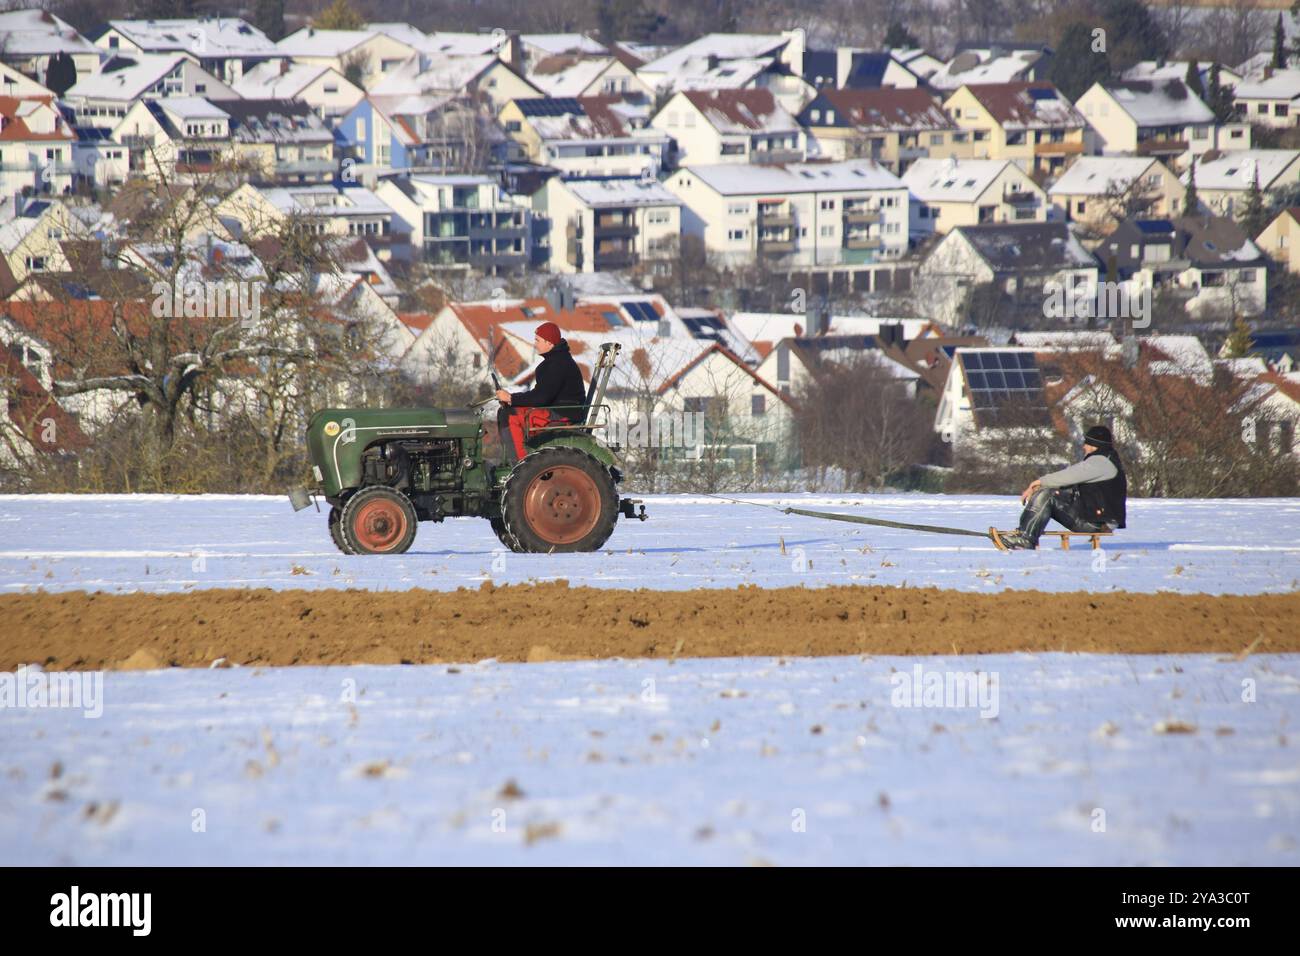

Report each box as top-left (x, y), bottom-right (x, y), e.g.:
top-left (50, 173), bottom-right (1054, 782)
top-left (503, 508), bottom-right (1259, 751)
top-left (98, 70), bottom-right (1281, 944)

top-left (501, 447), bottom-right (618, 553)
top-left (328, 505), bottom-right (355, 555)
top-left (339, 486), bottom-right (418, 555)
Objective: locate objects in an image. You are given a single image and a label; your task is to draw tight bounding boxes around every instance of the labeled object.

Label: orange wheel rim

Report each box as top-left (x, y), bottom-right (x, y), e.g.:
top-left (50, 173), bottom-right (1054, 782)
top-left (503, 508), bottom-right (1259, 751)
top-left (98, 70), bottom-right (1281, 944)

top-left (522, 466), bottom-right (600, 545)
top-left (352, 498), bottom-right (408, 552)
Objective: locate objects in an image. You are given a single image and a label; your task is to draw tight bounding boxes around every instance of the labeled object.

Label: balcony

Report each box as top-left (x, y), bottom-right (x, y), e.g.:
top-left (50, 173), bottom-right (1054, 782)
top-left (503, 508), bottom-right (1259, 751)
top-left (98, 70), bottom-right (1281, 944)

top-left (1138, 138), bottom-right (1188, 156)
top-left (1003, 190), bottom-right (1039, 205)
top-left (593, 218), bottom-right (638, 239)
top-left (757, 205), bottom-right (794, 227)
top-left (751, 148), bottom-right (804, 166)
top-left (843, 234), bottom-right (881, 250)
top-left (758, 237), bottom-right (796, 254)
top-left (842, 206), bottom-right (880, 224)
top-left (1034, 139), bottom-right (1083, 156)
top-left (594, 247), bottom-right (636, 270)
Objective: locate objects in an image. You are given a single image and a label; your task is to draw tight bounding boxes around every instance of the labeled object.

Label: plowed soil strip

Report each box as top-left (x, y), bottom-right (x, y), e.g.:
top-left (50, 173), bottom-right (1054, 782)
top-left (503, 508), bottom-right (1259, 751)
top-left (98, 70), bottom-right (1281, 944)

top-left (3, 583), bottom-right (1298, 670)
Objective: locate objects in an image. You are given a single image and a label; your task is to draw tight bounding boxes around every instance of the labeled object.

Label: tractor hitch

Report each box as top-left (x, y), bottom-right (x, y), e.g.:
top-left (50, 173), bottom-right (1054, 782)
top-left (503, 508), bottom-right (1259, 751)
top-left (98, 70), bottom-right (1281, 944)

top-left (620, 498), bottom-right (648, 521)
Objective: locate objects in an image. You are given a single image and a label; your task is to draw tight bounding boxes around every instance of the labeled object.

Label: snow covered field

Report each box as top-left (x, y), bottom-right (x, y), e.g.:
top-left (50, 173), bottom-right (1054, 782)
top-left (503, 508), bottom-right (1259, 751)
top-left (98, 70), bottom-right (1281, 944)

top-left (2, 493), bottom-right (1297, 865)
top-left (3, 653), bottom-right (1296, 865)
top-left (1, 493), bottom-right (1298, 595)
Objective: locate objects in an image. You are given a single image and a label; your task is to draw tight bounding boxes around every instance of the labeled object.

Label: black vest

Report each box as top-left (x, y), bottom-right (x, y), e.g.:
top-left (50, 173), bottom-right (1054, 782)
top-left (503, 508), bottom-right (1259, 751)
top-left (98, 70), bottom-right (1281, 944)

top-left (1077, 448), bottom-right (1127, 529)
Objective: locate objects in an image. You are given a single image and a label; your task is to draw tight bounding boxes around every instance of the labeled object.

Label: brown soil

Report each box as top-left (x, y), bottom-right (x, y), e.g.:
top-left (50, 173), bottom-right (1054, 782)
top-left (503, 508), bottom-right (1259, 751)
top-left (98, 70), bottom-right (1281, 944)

top-left (2, 583), bottom-right (1297, 670)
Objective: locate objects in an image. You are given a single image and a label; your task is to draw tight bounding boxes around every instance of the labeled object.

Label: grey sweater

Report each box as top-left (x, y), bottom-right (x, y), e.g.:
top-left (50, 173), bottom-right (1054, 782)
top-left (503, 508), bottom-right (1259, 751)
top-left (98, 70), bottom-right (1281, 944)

top-left (1040, 455), bottom-right (1117, 489)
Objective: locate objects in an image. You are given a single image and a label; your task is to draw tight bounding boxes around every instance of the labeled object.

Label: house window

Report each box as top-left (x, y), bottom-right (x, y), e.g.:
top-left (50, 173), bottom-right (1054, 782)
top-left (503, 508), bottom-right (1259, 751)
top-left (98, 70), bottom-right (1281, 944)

top-left (728, 229), bottom-right (747, 241)
top-left (930, 133), bottom-right (944, 146)
top-left (751, 394), bottom-right (766, 416)
top-left (1238, 270), bottom-right (1256, 282)
top-left (819, 199), bottom-right (835, 210)
top-left (25, 256), bottom-right (47, 271)
top-left (820, 225), bottom-right (834, 237)
top-left (1277, 104), bottom-right (1290, 117)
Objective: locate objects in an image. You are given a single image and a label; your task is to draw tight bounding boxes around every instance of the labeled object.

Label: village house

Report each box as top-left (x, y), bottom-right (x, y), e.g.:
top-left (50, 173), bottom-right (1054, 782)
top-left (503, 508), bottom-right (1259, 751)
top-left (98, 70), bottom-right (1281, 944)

top-left (797, 88), bottom-right (971, 171)
top-left (651, 89), bottom-right (805, 167)
top-left (903, 158), bottom-right (1047, 238)
top-left (942, 82), bottom-right (1086, 175)
top-left (666, 159), bottom-right (909, 268)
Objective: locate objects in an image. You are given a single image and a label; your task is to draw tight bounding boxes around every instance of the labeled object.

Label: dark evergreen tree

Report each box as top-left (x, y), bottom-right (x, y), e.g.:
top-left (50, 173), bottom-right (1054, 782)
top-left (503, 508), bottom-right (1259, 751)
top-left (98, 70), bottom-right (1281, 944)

top-left (1184, 155), bottom-right (1199, 215)
top-left (1050, 22), bottom-right (1111, 102)
top-left (254, 0), bottom-right (286, 42)
top-left (1241, 167), bottom-right (1269, 238)
top-left (44, 52), bottom-right (77, 96)
top-left (1274, 13), bottom-right (1288, 69)
top-left (883, 22), bottom-right (919, 48)
top-left (1185, 59), bottom-right (1204, 101)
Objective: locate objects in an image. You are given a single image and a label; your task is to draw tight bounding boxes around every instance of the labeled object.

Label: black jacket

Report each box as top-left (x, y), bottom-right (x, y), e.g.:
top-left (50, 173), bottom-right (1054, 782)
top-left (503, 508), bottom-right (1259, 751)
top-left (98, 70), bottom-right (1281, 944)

top-left (1078, 448), bottom-right (1127, 529)
top-left (510, 340), bottom-right (586, 412)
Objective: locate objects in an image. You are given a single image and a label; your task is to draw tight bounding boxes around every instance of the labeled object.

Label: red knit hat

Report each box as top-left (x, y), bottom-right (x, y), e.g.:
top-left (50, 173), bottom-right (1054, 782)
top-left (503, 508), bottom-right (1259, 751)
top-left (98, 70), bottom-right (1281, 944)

top-left (535, 322), bottom-right (562, 345)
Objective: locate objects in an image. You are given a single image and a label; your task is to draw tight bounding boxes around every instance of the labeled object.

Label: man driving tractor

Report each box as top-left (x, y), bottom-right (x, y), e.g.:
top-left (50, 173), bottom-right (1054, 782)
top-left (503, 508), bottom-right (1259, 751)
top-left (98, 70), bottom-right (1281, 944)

top-left (999, 425), bottom-right (1127, 550)
top-left (495, 322), bottom-right (586, 463)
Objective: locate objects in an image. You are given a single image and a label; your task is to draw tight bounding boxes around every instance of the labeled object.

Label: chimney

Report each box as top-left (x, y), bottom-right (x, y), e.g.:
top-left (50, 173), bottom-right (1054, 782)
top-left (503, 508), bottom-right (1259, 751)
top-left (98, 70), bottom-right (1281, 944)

top-left (1121, 335), bottom-right (1139, 369)
top-left (279, 59), bottom-right (289, 76)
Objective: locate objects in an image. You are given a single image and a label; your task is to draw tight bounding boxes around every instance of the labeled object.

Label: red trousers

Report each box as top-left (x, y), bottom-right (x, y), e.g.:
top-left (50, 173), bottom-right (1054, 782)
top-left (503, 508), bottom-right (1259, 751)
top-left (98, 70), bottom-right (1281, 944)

top-left (500, 406), bottom-right (565, 460)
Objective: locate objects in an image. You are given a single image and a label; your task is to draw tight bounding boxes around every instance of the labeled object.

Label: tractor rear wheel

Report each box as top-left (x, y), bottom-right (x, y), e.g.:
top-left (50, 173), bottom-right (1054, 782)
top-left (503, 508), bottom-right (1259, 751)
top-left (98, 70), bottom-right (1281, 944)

top-left (328, 505), bottom-right (355, 555)
top-left (501, 446), bottom-right (618, 553)
top-left (490, 514), bottom-right (525, 553)
top-left (339, 486), bottom-right (418, 555)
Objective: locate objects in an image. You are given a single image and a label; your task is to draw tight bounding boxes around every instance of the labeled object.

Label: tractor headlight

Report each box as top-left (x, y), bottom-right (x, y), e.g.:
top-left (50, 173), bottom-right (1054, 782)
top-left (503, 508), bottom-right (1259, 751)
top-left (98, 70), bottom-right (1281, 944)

top-left (312, 465), bottom-right (323, 482)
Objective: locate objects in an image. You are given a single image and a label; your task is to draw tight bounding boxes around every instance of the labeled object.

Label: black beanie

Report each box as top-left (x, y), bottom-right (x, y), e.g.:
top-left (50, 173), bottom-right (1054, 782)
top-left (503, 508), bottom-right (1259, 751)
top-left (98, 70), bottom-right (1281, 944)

top-left (1084, 425), bottom-right (1113, 447)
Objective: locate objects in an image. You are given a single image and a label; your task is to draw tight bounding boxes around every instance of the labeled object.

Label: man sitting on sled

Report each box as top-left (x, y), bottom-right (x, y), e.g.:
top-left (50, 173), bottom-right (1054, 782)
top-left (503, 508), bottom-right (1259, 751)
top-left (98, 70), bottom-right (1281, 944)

top-left (999, 425), bottom-right (1127, 550)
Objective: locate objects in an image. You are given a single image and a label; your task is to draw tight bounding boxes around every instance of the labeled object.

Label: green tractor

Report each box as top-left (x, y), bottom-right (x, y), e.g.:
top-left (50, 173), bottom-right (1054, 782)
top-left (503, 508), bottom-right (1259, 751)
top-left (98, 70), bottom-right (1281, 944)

top-left (289, 342), bottom-right (646, 554)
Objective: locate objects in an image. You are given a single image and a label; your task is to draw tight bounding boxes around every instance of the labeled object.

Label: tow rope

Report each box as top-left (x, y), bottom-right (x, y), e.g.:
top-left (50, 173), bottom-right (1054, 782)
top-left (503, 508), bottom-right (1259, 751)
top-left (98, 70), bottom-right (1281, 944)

top-left (698, 494), bottom-right (995, 541)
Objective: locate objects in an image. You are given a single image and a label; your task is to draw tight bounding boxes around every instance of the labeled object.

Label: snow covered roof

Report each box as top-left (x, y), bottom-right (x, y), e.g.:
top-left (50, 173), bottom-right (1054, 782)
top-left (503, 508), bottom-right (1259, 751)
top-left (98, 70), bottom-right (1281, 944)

top-left (153, 95), bottom-right (229, 120)
top-left (233, 61), bottom-right (352, 100)
top-left (522, 34), bottom-right (609, 57)
top-left (1010, 331), bottom-right (1118, 351)
top-left (530, 57), bottom-right (614, 97)
top-left (1049, 157), bottom-right (1161, 196)
top-left (960, 82), bottom-right (1086, 130)
top-left (638, 34), bottom-right (789, 76)
top-left (0, 216), bottom-right (40, 255)
top-left (1233, 69), bottom-right (1300, 101)
top-left (517, 96), bottom-right (658, 141)
top-left (276, 29), bottom-right (399, 58)
top-left (0, 10), bottom-right (99, 57)
top-left (1103, 81), bottom-right (1215, 126)
top-left (256, 185), bottom-right (395, 218)
top-left (371, 54), bottom-right (499, 96)
top-left (802, 88), bottom-right (954, 132)
top-left (672, 58), bottom-right (775, 91)
top-left (563, 178), bottom-right (681, 208)
top-left (106, 18), bottom-right (276, 56)
top-left (417, 32), bottom-right (505, 56)
top-left (680, 89), bottom-right (800, 134)
top-left (903, 158), bottom-right (1022, 202)
top-left (64, 53), bottom-right (190, 100)
top-left (929, 49), bottom-right (1044, 91)
top-left (954, 222), bottom-right (1098, 271)
top-left (1184, 149), bottom-right (1300, 190)
top-left (1122, 60), bottom-right (1237, 85)
top-left (680, 159), bottom-right (904, 196)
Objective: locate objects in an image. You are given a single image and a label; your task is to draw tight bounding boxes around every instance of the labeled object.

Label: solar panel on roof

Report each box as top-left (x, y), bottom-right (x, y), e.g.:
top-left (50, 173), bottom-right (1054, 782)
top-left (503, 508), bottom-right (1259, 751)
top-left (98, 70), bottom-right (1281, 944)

top-left (518, 98), bottom-right (584, 117)
top-left (1027, 88), bottom-right (1057, 100)
top-left (622, 300), bottom-right (657, 322)
top-left (964, 351), bottom-right (1048, 424)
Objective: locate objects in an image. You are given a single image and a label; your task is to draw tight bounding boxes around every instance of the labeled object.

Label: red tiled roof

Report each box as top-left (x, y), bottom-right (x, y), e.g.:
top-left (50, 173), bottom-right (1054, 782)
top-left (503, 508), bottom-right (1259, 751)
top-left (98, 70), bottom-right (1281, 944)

top-left (682, 89), bottom-right (783, 131)
top-left (0, 96), bottom-right (73, 143)
top-left (812, 88), bottom-right (953, 131)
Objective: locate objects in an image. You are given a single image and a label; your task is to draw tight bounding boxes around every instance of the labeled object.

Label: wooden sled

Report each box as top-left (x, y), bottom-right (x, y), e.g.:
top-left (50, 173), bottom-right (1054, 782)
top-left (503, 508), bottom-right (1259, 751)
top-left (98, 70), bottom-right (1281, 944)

top-left (990, 528), bottom-right (1113, 551)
